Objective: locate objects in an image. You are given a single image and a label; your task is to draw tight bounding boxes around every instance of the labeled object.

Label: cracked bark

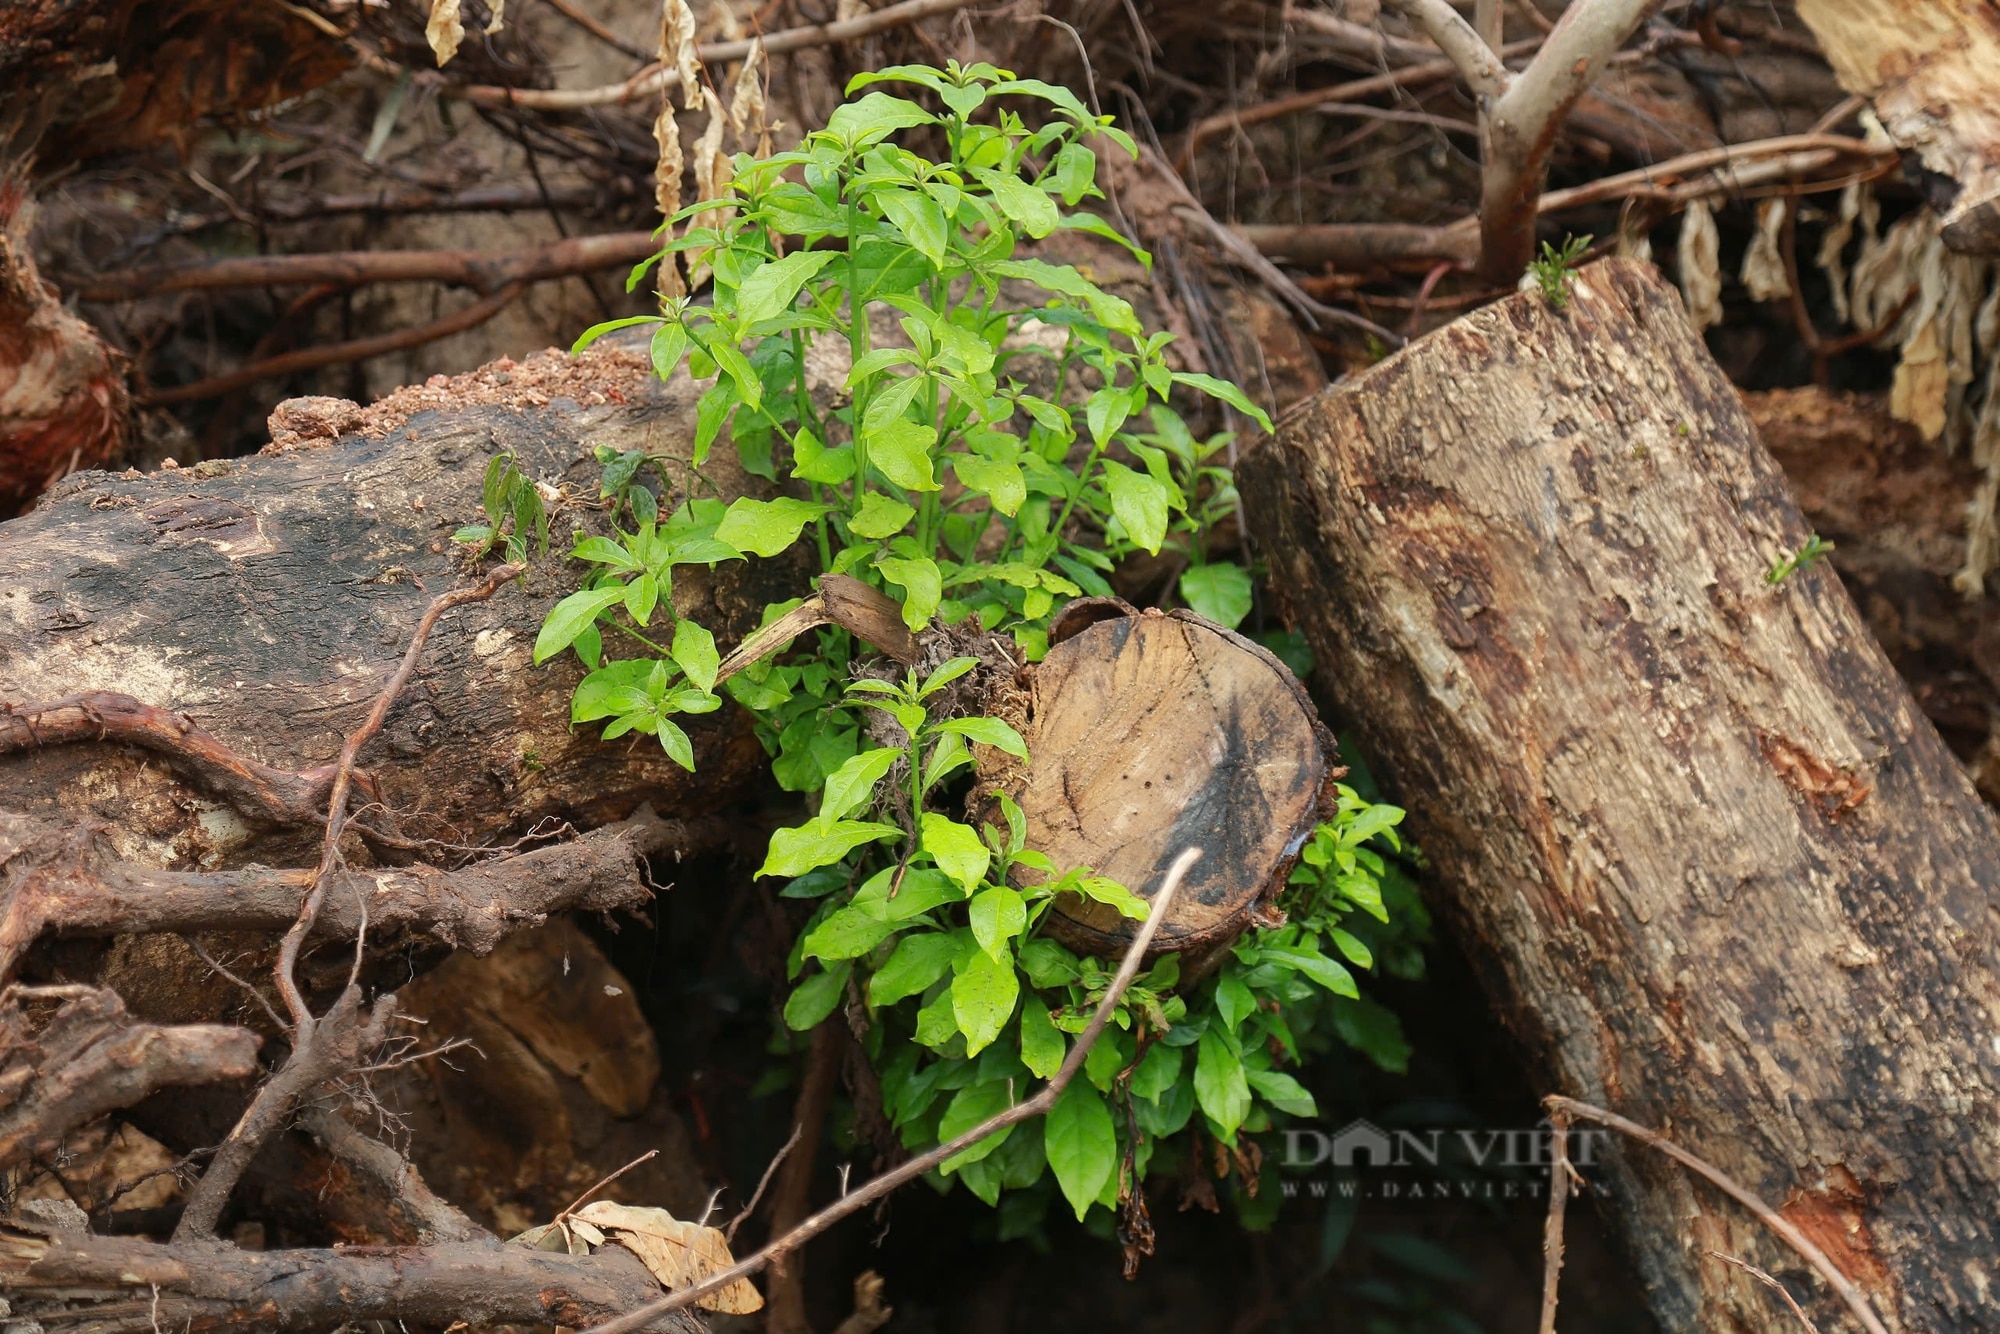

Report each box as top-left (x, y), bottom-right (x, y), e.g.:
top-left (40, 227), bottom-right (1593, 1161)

top-left (1241, 258), bottom-right (2000, 1333)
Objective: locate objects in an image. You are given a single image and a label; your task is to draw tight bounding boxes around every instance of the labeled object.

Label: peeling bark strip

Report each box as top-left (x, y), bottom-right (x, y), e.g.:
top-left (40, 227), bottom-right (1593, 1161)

top-left (1794, 0), bottom-right (2000, 254)
top-left (1240, 258), bottom-right (2000, 1333)
top-left (0, 345), bottom-right (781, 873)
top-left (0, 1223), bottom-right (705, 1334)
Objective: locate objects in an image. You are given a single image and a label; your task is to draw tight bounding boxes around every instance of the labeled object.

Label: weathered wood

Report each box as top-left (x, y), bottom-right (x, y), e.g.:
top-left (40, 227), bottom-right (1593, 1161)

top-left (1240, 258), bottom-right (2000, 1333)
top-left (1795, 0), bottom-right (2000, 253)
top-left (0, 345), bottom-right (784, 879)
top-left (996, 601), bottom-right (1334, 957)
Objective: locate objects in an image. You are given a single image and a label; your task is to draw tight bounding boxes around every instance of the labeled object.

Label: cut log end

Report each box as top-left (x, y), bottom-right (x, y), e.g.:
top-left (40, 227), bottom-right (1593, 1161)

top-left (985, 601), bottom-right (1336, 958)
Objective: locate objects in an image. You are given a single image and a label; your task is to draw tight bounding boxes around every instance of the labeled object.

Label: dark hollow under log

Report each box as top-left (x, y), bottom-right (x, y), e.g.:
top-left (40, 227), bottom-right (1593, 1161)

top-left (1241, 258), bottom-right (2000, 1333)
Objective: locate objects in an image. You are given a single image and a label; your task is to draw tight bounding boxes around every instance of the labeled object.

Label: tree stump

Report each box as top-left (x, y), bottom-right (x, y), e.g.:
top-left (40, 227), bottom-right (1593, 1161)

top-left (1240, 258), bottom-right (2000, 1333)
top-left (989, 599), bottom-right (1335, 958)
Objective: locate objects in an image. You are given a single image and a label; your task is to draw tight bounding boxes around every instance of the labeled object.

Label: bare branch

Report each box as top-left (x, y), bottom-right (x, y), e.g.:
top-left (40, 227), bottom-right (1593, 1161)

top-left (1476, 0), bottom-right (1660, 280)
top-left (0, 987), bottom-right (260, 1172)
top-left (1379, 0), bottom-right (1511, 99)
top-left (584, 847), bottom-right (1205, 1334)
top-left (297, 1105), bottom-right (484, 1244)
top-left (2, 1223), bottom-right (706, 1334)
top-left (1545, 1096), bottom-right (1891, 1334)
top-left (1, 805), bottom-right (676, 979)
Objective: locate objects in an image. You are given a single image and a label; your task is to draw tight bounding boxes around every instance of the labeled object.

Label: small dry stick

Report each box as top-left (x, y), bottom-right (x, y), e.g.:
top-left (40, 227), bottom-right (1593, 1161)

top-left (1537, 1107), bottom-right (1573, 1334)
top-left (1708, 1250), bottom-right (1824, 1334)
top-left (726, 1123), bottom-right (803, 1244)
top-left (1544, 1096), bottom-right (1891, 1334)
top-left (583, 846), bottom-right (1205, 1334)
top-left (559, 1149), bottom-right (663, 1221)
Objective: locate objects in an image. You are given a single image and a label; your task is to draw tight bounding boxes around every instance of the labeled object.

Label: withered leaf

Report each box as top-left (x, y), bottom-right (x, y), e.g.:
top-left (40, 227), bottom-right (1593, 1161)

top-left (572, 1200), bottom-right (765, 1313)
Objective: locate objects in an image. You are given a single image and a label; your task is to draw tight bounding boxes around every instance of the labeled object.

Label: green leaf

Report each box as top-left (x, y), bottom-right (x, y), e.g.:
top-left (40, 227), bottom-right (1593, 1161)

top-left (572, 659), bottom-right (661, 722)
top-left (865, 416), bottom-right (940, 491)
top-left (850, 491), bottom-right (916, 539)
top-left (1085, 387), bottom-right (1132, 448)
top-left (670, 619), bottom-right (719, 692)
top-left (707, 337), bottom-right (763, 412)
top-left (784, 961), bottom-right (853, 1030)
top-left (572, 536), bottom-right (644, 570)
top-left (1171, 371), bottom-right (1273, 433)
top-left (1044, 1080), bottom-right (1116, 1220)
top-left (1102, 460), bottom-right (1171, 555)
top-left (921, 812), bottom-right (992, 894)
top-left (1019, 993), bottom-right (1065, 1078)
top-left (974, 168), bottom-right (1060, 238)
top-left (759, 819), bottom-right (902, 878)
top-left (1194, 1027), bottom-right (1251, 1141)
top-left (714, 496), bottom-right (830, 557)
top-left (951, 946), bottom-right (1019, 1056)
top-left (734, 250), bottom-right (840, 327)
top-left (657, 716), bottom-right (696, 771)
top-left (534, 587), bottom-right (626, 665)
top-left (938, 1080), bottom-right (1017, 1172)
top-left (869, 931), bottom-right (959, 1006)
top-left (820, 746), bottom-right (901, 824)
top-left (649, 322), bottom-right (690, 380)
top-left (989, 259), bottom-right (1140, 336)
top-left (876, 554), bottom-right (942, 631)
top-left (623, 571), bottom-right (659, 625)
top-left (1262, 945), bottom-right (1360, 998)
top-left (1130, 1041), bottom-right (1182, 1101)
top-left (800, 905), bottom-right (898, 961)
top-left (950, 452), bottom-right (1026, 516)
top-left (1180, 563), bottom-right (1254, 629)
top-left (1331, 928), bottom-right (1374, 969)
top-left (968, 885), bottom-right (1026, 957)
top-left (1215, 971), bottom-right (1256, 1032)
top-left (932, 716), bottom-right (1028, 758)
top-left (877, 189), bottom-right (950, 268)
top-left (1050, 141), bottom-right (1098, 205)
top-left (692, 380), bottom-right (738, 467)
top-left (915, 988), bottom-right (958, 1047)
top-left (572, 315), bottom-right (662, 354)
top-left (1060, 874), bottom-right (1149, 920)
top-left (791, 429), bottom-right (856, 485)
top-left (824, 91), bottom-right (938, 147)
top-left (1245, 1069), bottom-right (1318, 1117)
top-left (1019, 938), bottom-right (1080, 988)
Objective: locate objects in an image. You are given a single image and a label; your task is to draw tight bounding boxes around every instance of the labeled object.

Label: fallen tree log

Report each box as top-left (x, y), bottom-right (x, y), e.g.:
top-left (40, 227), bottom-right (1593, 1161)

top-left (1241, 258), bottom-right (2000, 1333)
top-left (0, 345), bottom-right (780, 883)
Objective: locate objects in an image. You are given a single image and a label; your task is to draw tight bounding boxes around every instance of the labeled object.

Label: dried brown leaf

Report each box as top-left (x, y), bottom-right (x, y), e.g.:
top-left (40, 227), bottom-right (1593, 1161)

top-left (426, 0), bottom-right (465, 66)
top-left (1677, 198), bottom-right (1721, 332)
top-left (572, 1201), bottom-right (765, 1312)
top-left (661, 0), bottom-right (703, 113)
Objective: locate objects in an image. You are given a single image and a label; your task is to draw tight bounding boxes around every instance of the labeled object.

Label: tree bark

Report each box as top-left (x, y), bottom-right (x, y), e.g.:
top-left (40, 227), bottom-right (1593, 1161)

top-left (0, 345), bottom-right (784, 880)
top-left (1240, 257), bottom-right (2000, 1333)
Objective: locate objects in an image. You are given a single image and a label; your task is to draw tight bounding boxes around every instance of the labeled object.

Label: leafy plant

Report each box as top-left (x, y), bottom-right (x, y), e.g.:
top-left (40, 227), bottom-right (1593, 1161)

top-left (509, 61), bottom-right (1420, 1234)
top-left (1765, 532), bottom-right (1834, 584)
top-left (1528, 233), bottom-right (1592, 309)
top-left (453, 453), bottom-right (549, 563)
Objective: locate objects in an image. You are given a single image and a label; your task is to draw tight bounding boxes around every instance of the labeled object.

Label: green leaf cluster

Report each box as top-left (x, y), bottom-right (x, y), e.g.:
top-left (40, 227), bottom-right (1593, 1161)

top-left (509, 63), bottom-right (1427, 1235)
